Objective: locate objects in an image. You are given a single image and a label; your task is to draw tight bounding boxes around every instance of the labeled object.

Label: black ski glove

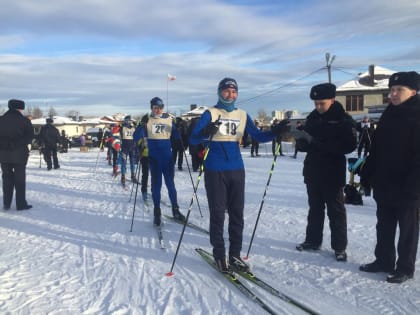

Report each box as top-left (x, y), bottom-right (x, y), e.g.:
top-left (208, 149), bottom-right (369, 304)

top-left (201, 120), bottom-right (222, 137)
top-left (271, 119), bottom-right (290, 136)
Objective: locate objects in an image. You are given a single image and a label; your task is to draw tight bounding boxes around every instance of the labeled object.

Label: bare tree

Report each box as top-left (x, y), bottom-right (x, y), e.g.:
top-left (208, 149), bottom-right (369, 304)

top-left (28, 106), bottom-right (43, 119)
top-left (48, 107), bottom-right (58, 117)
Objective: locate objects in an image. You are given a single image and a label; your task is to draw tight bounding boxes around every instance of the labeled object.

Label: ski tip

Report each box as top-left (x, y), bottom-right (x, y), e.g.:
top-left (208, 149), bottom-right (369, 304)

top-left (165, 271), bottom-right (174, 277)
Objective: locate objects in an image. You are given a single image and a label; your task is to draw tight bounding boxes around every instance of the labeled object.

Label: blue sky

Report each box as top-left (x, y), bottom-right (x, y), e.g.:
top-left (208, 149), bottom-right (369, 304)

top-left (1, 0), bottom-right (420, 118)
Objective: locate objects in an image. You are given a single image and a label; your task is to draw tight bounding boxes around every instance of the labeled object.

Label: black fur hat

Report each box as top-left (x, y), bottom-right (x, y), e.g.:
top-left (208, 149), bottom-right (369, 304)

top-left (310, 83), bottom-right (336, 100)
top-left (8, 99), bottom-right (25, 110)
top-left (388, 71), bottom-right (420, 91)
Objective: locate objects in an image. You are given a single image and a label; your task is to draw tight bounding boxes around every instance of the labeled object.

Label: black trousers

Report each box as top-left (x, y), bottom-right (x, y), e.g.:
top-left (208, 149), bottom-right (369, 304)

top-left (374, 203), bottom-right (419, 275)
top-left (305, 183), bottom-right (348, 251)
top-left (43, 145), bottom-right (59, 169)
top-left (204, 169), bottom-right (245, 260)
top-left (172, 148), bottom-right (184, 168)
top-left (250, 140), bottom-right (259, 156)
top-left (1, 162), bottom-right (28, 209)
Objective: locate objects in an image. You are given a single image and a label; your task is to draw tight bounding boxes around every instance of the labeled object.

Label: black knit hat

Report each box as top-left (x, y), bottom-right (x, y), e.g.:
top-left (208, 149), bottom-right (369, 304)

top-left (46, 118), bottom-right (53, 124)
top-left (310, 83), bottom-right (336, 100)
top-left (8, 99), bottom-right (25, 110)
top-left (218, 78), bottom-right (238, 92)
top-left (388, 71), bottom-right (420, 91)
top-left (150, 97), bottom-right (164, 109)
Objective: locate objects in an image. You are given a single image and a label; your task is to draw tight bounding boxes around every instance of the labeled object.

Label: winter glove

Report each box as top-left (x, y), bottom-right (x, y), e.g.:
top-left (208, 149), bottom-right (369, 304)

top-left (201, 120), bottom-right (222, 137)
top-left (271, 119), bottom-right (290, 136)
top-left (295, 131), bottom-right (314, 152)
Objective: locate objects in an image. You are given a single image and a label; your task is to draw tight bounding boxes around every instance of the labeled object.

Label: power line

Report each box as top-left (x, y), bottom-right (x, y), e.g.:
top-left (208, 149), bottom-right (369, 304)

top-left (237, 67), bottom-right (326, 105)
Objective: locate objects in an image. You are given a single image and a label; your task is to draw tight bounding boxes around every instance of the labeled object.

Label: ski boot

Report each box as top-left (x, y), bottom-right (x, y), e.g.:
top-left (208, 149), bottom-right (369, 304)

top-left (215, 257), bottom-right (231, 274)
top-left (131, 174), bottom-right (138, 184)
top-left (229, 256), bottom-right (251, 273)
top-left (154, 207), bottom-right (162, 227)
top-left (172, 206), bottom-right (186, 222)
top-left (121, 174), bottom-right (126, 187)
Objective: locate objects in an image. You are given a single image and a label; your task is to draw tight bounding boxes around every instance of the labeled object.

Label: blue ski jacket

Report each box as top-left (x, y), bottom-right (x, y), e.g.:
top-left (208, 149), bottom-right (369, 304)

top-left (190, 109), bottom-right (275, 171)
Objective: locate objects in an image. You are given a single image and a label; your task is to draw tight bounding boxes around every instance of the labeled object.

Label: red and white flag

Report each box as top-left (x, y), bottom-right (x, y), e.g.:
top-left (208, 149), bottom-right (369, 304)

top-left (167, 74), bottom-right (176, 81)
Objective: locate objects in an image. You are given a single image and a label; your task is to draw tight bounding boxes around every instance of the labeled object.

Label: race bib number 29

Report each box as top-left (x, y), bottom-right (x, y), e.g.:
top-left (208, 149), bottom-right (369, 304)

top-left (218, 118), bottom-right (240, 136)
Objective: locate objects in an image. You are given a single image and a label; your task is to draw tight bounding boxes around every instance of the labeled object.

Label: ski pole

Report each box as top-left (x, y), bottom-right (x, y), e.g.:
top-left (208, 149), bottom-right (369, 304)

top-left (166, 116), bottom-right (220, 277)
top-left (129, 164), bottom-right (142, 232)
top-left (179, 135), bottom-right (204, 218)
top-left (129, 158), bottom-right (141, 203)
top-left (245, 142), bottom-right (281, 260)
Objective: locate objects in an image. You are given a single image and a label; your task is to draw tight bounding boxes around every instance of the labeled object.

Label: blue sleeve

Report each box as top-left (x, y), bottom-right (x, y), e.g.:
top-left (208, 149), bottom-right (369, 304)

top-left (133, 126), bottom-right (145, 143)
top-left (245, 114), bottom-right (274, 143)
top-left (189, 111), bottom-right (212, 145)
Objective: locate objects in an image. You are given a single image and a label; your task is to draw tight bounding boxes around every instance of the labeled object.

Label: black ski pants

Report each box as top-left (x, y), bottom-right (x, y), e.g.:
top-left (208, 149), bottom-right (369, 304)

top-left (304, 183), bottom-right (348, 251)
top-left (204, 169), bottom-right (245, 260)
top-left (374, 203), bottom-right (419, 275)
top-left (1, 162), bottom-right (28, 209)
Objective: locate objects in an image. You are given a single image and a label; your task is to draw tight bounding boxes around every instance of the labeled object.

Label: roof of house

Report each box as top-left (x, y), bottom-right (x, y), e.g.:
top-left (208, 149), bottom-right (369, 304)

top-left (337, 65), bottom-right (395, 92)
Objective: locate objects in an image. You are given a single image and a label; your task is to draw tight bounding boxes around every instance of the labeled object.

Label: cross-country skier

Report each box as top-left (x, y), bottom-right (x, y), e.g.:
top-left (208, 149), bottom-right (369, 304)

top-left (133, 97), bottom-right (186, 227)
top-left (189, 77), bottom-right (289, 273)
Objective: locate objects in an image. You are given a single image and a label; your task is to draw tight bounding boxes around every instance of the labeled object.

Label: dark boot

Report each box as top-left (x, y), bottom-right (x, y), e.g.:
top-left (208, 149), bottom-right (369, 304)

top-left (359, 260), bottom-right (395, 273)
top-left (172, 206), bottom-right (186, 222)
top-left (131, 174), bottom-right (138, 184)
top-left (121, 175), bottom-right (126, 185)
top-left (296, 242), bottom-right (321, 251)
top-left (154, 207), bottom-right (162, 226)
top-left (215, 257), bottom-right (231, 274)
top-left (229, 256), bottom-right (251, 272)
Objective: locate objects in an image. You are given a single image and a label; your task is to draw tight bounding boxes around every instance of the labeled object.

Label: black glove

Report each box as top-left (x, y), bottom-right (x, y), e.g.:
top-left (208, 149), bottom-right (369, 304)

top-left (271, 119), bottom-right (290, 136)
top-left (201, 120), bottom-right (221, 137)
top-left (295, 138), bottom-right (310, 152)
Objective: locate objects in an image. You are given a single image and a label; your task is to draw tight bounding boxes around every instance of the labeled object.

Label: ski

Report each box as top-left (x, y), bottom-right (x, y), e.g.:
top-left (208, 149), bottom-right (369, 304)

top-left (235, 266), bottom-right (320, 315)
top-left (163, 214), bottom-right (209, 235)
top-left (195, 248), bottom-right (278, 315)
top-left (155, 225), bottom-right (165, 249)
top-left (198, 248), bottom-right (319, 315)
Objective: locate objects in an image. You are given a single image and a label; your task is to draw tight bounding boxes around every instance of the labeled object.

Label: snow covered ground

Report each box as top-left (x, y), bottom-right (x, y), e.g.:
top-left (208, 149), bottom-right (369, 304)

top-left (1, 144), bottom-right (419, 315)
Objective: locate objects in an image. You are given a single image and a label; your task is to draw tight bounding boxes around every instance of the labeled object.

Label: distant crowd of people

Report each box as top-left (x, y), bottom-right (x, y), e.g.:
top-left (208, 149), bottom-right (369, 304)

top-left (1, 71), bottom-right (419, 285)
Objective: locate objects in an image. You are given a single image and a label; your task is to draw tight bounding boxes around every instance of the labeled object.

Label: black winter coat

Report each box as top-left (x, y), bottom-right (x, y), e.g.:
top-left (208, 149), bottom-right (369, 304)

top-left (39, 124), bottom-right (60, 148)
top-left (0, 109), bottom-right (34, 164)
top-left (301, 101), bottom-right (357, 187)
top-left (361, 95), bottom-right (420, 206)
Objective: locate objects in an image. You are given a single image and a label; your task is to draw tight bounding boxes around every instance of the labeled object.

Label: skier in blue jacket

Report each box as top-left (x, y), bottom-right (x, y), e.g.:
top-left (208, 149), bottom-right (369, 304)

top-left (133, 97), bottom-right (186, 227)
top-left (190, 77), bottom-right (289, 273)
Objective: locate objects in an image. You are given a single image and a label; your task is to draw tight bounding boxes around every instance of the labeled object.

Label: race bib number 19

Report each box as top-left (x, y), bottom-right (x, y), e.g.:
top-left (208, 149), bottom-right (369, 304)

top-left (219, 118), bottom-right (240, 136)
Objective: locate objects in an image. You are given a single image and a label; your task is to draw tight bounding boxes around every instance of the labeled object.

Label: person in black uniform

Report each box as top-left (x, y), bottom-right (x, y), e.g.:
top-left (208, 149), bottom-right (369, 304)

top-left (295, 83), bottom-right (357, 262)
top-left (0, 99), bottom-right (34, 210)
top-left (39, 118), bottom-right (61, 170)
top-left (359, 71), bottom-right (420, 284)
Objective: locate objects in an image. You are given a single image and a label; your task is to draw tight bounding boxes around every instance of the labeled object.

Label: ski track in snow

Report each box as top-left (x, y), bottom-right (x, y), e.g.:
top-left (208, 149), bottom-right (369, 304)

top-left (0, 147), bottom-right (419, 315)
